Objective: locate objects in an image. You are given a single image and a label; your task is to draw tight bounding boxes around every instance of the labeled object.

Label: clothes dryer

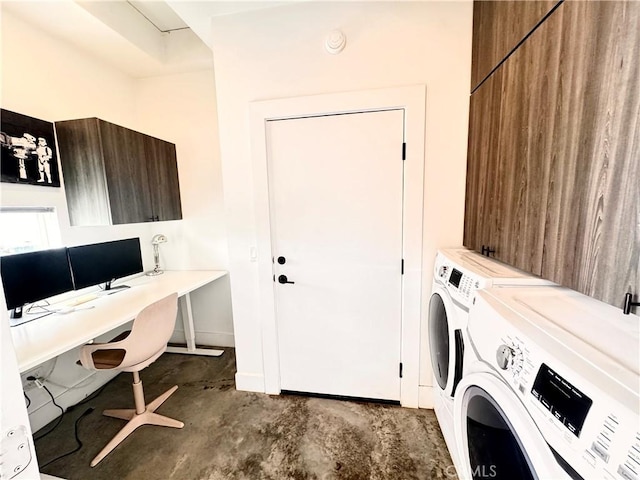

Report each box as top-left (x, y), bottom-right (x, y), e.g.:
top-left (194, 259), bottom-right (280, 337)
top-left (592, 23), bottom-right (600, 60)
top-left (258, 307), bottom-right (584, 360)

top-left (455, 286), bottom-right (639, 480)
top-left (427, 248), bottom-right (554, 474)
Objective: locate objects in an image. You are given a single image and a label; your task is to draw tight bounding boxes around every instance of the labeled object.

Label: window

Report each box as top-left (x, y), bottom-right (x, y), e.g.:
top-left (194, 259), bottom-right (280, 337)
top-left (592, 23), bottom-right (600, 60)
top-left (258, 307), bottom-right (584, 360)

top-left (0, 207), bottom-right (62, 256)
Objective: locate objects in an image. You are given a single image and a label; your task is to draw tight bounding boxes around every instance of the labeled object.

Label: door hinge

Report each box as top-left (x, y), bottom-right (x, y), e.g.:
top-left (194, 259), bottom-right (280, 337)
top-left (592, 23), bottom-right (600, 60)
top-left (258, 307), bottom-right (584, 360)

top-left (399, 362), bottom-right (403, 378)
top-left (401, 259), bottom-right (404, 275)
top-left (402, 142), bottom-right (406, 161)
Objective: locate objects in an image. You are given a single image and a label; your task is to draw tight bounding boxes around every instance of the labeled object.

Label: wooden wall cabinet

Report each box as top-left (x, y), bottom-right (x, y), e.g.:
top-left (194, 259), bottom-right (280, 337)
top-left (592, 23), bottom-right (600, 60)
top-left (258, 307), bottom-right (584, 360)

top-left (464, 1), bottom-right (640, 309)
top-left (55, 118), bottom-right (182, 226)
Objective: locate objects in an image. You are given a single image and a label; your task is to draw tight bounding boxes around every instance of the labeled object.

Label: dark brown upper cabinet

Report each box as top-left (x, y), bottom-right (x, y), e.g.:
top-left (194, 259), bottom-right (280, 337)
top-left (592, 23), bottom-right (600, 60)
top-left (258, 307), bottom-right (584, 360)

top-left (55, 118), bottom-right (182, 226)
top-left (464, 0), bottom-right (640, 310)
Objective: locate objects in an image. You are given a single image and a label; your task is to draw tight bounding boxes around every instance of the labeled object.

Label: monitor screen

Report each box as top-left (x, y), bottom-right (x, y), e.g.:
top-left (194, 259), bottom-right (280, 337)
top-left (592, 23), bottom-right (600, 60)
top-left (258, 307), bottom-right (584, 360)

top-left (1, 248), bottom-right (74, 310)
top-left (68, 238), bottom-right (143, 290)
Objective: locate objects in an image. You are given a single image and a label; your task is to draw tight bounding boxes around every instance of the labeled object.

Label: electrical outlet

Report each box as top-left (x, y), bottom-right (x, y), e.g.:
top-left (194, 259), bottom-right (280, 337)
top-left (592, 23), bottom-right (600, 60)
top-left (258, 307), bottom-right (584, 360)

top-left (21, 368), bottom-right (43, 391)
top-left (21, 378), bottom-right (38, 392)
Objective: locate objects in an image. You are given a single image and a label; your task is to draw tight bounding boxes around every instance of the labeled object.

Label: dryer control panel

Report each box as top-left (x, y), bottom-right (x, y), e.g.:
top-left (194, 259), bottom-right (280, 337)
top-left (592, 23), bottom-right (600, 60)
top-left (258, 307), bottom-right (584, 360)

top-left (435, 261), bottom-right (481, 309)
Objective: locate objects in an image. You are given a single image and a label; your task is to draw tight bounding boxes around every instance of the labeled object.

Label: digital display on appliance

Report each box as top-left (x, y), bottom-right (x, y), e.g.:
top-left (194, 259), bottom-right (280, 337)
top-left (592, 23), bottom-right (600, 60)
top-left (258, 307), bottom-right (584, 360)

top-left (1, 248), bottom-right (74, 317)
top-left (449, 268), bottom-right (463, 288)
top-left (531, 363), bottom-right (592, 437)
top-left (68, 238), bottom-right (142, 290)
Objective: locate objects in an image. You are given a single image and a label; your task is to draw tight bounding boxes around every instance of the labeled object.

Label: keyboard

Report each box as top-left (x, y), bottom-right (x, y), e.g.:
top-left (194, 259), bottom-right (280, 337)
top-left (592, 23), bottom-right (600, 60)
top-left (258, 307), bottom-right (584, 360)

top-left (65, 294), bottom-right (98, 307)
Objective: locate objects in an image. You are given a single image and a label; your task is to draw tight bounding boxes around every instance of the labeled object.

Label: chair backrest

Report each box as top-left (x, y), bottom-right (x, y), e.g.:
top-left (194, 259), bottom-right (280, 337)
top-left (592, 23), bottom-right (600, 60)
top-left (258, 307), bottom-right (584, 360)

top-left (117, 292), bottom-right (178, 369)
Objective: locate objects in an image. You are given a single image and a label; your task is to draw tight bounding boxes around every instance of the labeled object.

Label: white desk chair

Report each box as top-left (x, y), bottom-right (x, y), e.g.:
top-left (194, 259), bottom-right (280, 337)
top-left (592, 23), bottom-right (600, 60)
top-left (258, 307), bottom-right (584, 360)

top-left (78, 292), bottom-right (182, 467)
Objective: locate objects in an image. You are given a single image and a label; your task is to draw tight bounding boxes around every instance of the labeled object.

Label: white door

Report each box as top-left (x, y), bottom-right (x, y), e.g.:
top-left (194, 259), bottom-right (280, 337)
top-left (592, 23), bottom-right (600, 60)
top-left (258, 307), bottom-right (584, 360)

top-left (267, 109), bottom-right (404, 401)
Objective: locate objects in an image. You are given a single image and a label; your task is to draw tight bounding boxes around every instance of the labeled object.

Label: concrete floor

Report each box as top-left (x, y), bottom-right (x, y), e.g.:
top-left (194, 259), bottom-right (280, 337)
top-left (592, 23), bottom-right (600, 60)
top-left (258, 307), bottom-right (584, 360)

top-left (36, 350), bottom-right (457, 479)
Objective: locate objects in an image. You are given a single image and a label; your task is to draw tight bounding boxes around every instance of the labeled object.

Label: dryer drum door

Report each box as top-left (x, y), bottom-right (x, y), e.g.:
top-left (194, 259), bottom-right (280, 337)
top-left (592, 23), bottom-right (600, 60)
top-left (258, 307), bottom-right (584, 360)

top-left (454, 373), bottom-right (571, 480)
top-left (428, 290), bottom-right (464, 397)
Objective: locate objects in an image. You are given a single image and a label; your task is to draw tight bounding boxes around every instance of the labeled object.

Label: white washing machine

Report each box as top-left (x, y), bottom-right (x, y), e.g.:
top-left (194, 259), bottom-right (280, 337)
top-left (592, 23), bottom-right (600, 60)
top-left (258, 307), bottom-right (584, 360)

top-left (455, 286), bottom-right (639, 480)
top-left (427, 248), bottom-right (554, 474)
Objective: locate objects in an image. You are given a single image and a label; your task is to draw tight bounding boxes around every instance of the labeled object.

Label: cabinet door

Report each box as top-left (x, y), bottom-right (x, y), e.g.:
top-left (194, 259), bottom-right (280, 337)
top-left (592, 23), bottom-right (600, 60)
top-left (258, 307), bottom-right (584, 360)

top-left (463, 67), bottom-right (504, 253)
top-left (465, 8), bottom-right (560, 274)
top-left (540, 1), bottom-right (640, 306)
top-left (99, 121), bottom-right (154, 224)
top-left (471, 0), bottom-right (560, 91)
top-left (143, 135), bottom-right (182, 221)
top-left (55, 119), bottom-right (112, 226)
top-left (489, 5), bottom-right (566, 274)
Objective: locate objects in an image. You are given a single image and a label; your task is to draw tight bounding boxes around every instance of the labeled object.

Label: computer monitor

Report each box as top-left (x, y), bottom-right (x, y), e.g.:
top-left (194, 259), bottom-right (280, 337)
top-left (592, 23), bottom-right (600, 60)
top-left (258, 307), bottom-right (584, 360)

top-left (68, 238), bottom-right (143, 291)
top-left (68, 238), bottom-right (142, 290)
top-left (1, 248), bottom-right (74, 321)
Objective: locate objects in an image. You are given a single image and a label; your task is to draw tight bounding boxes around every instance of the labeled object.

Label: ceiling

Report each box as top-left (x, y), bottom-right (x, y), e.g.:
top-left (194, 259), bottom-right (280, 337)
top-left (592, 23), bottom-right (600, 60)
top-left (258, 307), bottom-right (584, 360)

top-left (2, 1), bottom-right (301, 78)
top-left (1, 0), bottom-right (212, 78)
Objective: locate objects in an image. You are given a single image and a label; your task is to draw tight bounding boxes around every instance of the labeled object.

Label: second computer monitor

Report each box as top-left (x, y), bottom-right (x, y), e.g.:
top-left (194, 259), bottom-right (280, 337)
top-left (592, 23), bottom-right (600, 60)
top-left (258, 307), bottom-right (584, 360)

top-left (68, 238), bottom-right (143, 290)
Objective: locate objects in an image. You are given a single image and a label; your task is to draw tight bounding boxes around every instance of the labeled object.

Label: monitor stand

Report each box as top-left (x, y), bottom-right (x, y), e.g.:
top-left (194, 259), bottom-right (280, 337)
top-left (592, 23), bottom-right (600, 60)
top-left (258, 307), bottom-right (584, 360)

top-left (9, 308), bottom-right (53, 327)
top-left (100, 282), bottom-right (131, 295)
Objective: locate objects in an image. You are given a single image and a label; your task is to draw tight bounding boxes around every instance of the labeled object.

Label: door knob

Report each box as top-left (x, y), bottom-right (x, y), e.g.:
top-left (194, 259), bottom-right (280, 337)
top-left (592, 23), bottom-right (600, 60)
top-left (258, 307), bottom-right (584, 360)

top-left (278, 275), bottom-right (295, 285)
top-left (277, 256), bottom-right (286, 265)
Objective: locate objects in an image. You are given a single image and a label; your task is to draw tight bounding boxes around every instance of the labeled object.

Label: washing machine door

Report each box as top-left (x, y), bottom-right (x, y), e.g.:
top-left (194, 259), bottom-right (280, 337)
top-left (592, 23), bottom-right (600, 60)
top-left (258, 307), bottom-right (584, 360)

top-left (428, 285), bottom-right (465, 398)
top-left (454, 372), bottom-right (570, 480)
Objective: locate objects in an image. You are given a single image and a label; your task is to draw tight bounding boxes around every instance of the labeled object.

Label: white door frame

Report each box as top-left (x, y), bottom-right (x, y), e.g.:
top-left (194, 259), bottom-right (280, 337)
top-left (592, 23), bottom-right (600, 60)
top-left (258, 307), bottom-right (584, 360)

top-left (249, 85), bottom-right (426, 407)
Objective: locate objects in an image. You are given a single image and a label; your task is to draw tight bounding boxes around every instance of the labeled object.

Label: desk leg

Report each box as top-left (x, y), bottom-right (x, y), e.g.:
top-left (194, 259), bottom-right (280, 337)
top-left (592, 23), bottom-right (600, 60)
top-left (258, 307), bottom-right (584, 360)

top-left (165, 292), bottom-right (224, 357)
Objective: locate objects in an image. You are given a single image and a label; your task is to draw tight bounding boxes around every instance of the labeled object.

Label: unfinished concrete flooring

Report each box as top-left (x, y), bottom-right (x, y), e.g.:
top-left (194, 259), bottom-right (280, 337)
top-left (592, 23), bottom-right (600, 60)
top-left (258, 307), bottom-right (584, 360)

top-left (36, 351), bottom-right (457, 479)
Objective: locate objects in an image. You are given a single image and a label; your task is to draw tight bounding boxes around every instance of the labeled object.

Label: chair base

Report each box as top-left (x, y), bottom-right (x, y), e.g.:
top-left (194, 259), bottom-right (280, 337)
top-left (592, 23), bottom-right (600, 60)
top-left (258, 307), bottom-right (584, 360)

top-left (90, 385), bottom-right (183, 467)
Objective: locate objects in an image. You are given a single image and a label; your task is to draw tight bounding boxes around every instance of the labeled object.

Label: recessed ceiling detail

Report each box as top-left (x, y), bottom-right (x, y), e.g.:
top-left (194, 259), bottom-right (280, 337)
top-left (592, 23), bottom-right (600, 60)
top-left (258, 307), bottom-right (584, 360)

top-left (127, 1), bottom-right (189, 33)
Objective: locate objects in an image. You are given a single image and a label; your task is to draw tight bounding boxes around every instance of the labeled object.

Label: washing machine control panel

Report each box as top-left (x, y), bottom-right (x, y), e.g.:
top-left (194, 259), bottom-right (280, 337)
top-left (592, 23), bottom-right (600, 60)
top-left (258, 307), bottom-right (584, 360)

top-left (489, 334), bottom-right (638, 480)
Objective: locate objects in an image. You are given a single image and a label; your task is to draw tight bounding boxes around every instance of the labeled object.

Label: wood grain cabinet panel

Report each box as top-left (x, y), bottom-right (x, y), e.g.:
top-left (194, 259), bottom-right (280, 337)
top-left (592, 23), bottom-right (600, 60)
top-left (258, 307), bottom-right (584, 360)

top-left (471, 0), bottom-right (560, 91)
top-left (464, 0), bottom-right (640, 309)
top-left (463, 67), bottom-right (504, 254)
top-left (56, 118), bottom-right (183, 226)
top-left (98, 121), bottom-right (153, 224)
top-left (540, 1), bottom-right (640, 307)
top-left (143, 134), bottom-right (182, 222)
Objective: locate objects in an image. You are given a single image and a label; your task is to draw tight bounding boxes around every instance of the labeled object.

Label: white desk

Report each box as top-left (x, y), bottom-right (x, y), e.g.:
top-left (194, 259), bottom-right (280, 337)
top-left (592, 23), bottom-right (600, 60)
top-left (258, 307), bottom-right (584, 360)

top-left (10, 270), bottom-right (228, 373)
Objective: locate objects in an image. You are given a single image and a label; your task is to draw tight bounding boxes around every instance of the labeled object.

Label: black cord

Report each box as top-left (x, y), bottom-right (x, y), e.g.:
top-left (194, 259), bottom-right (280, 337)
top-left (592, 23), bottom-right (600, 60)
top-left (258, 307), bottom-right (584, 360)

top-left (30, 376), bottom-right (111, 441)
top-left (32, 381), bottom-right (65, 442)
top-left (24, 391), bottom-right (31, 408)
top-left (40, 407), bottom-right (94, 469)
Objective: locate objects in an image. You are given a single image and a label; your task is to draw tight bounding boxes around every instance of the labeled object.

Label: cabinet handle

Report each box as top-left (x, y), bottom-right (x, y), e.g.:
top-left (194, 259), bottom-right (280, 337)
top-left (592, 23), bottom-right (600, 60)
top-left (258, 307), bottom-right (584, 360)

top-left (481, 245), bottom-right (496, 257)
top-left (623, 292), bottom-right (639, 315)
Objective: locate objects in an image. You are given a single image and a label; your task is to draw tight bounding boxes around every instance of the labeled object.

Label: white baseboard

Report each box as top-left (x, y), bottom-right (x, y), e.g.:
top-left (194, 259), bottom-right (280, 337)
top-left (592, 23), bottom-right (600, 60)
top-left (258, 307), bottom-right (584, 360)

top-left (418, 385), bottom-right (434, 409)
top-left (194, 331), bottom-right (235, 347)
top-left (235, 372), bottom-right (265, 392)
top-left (170, 330), bottom-right (235, 348)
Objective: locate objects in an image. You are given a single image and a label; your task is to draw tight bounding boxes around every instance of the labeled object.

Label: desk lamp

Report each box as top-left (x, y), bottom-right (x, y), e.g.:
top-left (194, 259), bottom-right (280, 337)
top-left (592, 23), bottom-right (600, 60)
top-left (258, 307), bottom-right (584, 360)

top-left (147, 234), bottom-right (167, 276)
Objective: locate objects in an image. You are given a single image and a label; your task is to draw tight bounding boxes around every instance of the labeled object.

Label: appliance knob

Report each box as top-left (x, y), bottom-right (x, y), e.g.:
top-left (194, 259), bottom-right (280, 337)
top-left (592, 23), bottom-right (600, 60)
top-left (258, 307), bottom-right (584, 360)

top-left (496, 344), bottom-right (515, 370)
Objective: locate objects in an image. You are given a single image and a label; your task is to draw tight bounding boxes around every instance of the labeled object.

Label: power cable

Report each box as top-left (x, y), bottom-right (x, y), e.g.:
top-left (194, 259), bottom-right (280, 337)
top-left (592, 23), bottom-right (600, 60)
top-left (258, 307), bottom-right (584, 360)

top-left (40, 407), bottom-right (94, 469)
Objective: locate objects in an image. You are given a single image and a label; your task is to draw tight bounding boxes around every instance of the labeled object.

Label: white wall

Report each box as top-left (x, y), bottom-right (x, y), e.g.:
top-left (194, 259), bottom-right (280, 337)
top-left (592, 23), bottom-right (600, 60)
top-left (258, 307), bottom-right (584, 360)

top-left (1, 10), bottom-right (231, 431)
top-left (209, 1), bottom-right (472, 399)
top-left (135, 70), bottom-right (234, 346)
